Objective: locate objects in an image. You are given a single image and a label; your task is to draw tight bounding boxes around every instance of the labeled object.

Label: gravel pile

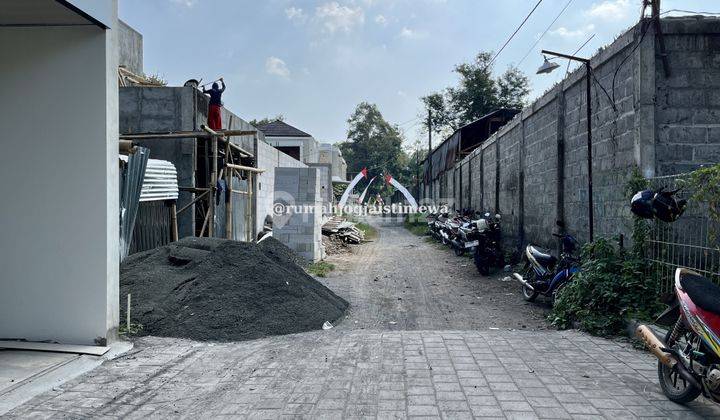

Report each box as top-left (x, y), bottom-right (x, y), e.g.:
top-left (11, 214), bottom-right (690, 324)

top-left (120, 237), bottom-right (348, 341)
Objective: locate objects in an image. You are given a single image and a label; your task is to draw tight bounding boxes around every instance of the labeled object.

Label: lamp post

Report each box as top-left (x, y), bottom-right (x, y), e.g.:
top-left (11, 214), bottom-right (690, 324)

top-left (537, 50), bottom-right (594, 242)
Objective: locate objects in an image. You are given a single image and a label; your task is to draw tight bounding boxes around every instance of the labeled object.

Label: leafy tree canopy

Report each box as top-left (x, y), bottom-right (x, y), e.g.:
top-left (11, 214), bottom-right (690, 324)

top-left (420, 51), bottom-right (529, 135)
top-left (249, 115), bottom-right (284, 127)
top-left (338, 102), bottom-right (417, 198)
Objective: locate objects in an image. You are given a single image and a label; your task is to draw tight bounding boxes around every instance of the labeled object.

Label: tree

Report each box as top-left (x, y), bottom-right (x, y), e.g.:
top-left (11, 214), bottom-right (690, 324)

top-left (420, 52), bottom-right (530, 135)
top-left (496, 66), bottom-right (530, 109)
top-left (338, 102), bottom-right (413, 198)
top-left (249, 115), bottom-right (284, 127)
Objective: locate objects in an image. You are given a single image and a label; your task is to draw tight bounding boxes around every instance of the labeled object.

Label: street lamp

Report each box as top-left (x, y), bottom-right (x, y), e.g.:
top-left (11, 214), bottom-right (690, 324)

top-left (536, 49), bottom-right (594, 242)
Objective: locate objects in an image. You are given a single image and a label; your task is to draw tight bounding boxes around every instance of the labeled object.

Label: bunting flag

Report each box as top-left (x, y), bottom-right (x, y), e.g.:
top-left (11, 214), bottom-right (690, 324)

top-left (357, 176), bottom-right (377, 204)
top-left (385, 174), bottom-right (419, 209)
top-left (338, 168), bottom-right (368, 209)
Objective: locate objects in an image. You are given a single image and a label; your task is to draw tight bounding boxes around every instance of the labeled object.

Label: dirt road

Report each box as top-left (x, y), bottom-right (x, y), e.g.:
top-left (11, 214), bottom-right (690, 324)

top-left (321, 216), bottom-right (550, 331)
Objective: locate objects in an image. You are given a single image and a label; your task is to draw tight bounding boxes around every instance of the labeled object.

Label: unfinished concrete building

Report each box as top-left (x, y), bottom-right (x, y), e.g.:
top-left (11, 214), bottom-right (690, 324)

top-left (117, 25), bottom-right (324, 261)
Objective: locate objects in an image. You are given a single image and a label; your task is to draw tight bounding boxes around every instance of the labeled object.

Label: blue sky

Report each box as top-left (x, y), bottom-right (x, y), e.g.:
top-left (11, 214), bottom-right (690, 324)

top-left (119, 0), bottom-right (713, 147)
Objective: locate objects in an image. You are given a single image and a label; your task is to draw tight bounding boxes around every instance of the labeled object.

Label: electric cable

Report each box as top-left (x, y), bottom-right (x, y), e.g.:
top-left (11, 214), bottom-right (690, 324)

top-left (487, 0), bottom-right (544, 69)
top-left (517, 0), bottom-right (574, 66)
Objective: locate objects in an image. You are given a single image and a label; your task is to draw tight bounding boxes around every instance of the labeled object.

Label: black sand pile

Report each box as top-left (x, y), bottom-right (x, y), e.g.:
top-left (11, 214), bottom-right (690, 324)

top-left (258, 237), bottom-right (309, 268)
top-left (120, 237), bottom-right (348, 341)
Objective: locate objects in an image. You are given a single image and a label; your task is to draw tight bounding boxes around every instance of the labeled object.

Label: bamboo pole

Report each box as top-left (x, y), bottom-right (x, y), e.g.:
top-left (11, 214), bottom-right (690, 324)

top-left (119, 129), bottom-right (257, 140)
top-left (170, 202), bottom-right (179, 241)
top-left (176, 190), bottom-right (209, 215)
top-left (208, 135), bottom-right (218, 237)
top-left (227, 141), bottom-right (253, 158)
top-left (226, 163), bottom-right (265, 173)
top-left (247, 171), bottom-right (253, 242)
top-left (199, 209), bottom-right (210, 237)
top-left (225, 142), bottom-right (233, 239)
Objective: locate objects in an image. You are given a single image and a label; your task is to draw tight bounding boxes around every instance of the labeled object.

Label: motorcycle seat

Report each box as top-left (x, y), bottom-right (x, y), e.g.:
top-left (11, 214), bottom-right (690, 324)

top-left (528, 246), bottom-right (557, 268)
top-left (680, 272), bottom-right (720, 315)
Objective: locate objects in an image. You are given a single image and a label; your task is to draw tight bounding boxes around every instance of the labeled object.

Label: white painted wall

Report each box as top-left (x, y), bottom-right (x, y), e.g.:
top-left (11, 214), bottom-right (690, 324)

top-left (0, 3), bottom-right (119, 345)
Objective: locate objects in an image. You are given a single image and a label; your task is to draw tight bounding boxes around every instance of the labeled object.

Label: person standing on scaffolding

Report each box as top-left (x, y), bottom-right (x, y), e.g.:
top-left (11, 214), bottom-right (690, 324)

top-left (203, 77), bottom-right (225, 130)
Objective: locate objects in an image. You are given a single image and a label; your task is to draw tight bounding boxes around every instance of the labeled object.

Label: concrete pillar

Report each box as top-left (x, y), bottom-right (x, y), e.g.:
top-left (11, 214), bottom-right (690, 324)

top-left (634, 21), bottom-right (657, 178)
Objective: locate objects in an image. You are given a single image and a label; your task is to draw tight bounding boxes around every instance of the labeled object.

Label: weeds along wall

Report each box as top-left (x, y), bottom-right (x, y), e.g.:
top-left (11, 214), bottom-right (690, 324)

top-left (422, 16), bottom-right (720, 250)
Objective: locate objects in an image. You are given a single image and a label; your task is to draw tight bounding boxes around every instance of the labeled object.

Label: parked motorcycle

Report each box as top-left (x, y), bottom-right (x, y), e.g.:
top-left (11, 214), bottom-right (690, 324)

top-left (512, 232), bottom-right (580, 302)
top-left (473, 213), bottom-right (503, 275)
top-left (448, 210), bottom-right (481, 256)
top-left (632, 186), bottom-right (719, 405)
top-left (636, 268), bottom-right (720, 404)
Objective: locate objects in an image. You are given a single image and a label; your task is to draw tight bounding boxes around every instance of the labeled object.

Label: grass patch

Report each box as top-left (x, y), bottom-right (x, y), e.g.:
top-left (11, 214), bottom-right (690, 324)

top-left (355, 222), bottom-right (377, 240)
top-left (404, 213), bottom-right (428, 236)
top-left (119, 323), bottom-right (143, 337)
top-left (307, 261), bottom-right (336, 277)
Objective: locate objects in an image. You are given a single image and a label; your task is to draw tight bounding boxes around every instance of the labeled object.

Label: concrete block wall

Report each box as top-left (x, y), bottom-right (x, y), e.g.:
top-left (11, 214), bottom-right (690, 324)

top-left (256, 141), bottom-right (307, 236)
top-left (274, 167), bottom-right (323, 261)
top-left (655, 17), bottom-right (720, 175)
top-left (421, 17), bottom-right (720, 250)
top-left (120, 87), bottom-right (197, 238)
top-left (118, 19), bottom-right (142, 75)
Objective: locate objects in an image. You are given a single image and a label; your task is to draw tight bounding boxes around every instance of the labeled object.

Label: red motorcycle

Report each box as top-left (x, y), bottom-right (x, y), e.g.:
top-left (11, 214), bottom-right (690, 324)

top-left (637, 268), bottom-right (720, 404)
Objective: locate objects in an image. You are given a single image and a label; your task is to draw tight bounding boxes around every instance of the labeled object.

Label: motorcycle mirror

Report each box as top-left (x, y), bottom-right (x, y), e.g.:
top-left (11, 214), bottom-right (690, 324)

top-left (484, 212), bottom-right (490, 218)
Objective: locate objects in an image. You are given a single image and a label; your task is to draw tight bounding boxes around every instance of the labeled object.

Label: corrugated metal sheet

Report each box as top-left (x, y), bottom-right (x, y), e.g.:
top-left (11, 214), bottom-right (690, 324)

top-left (140, 159), bottom-right (178, 202)
top-left (119, 147), bottom-right (149, 260)
top-left (130, 201), bottom-right (173, 254)
top-left (120, 156), bottom-right (179, 202)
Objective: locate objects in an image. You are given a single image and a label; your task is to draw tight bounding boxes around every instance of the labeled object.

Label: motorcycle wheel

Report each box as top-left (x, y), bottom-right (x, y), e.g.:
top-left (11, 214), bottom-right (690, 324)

top-left (454, 247), bottom-right (464, 257)
top-left (474, 252), bottom-right (489, 276)
top-left (521, 264), bottom-right (538, 302)
top-left (657, 324), bottom-right (702, 404)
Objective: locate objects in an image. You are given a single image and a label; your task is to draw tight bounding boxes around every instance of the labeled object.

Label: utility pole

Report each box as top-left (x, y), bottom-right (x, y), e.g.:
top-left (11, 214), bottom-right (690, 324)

top-left (428, 109), bottom-right (433, 203)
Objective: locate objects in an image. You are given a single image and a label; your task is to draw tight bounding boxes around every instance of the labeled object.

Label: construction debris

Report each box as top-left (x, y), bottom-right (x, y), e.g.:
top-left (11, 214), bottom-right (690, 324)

top-left (322, 235), bottom-right (352, 255)
top-left (120, 237), bottom-right (348, 341)
top-left (322, 217), bottom-right (365, 244)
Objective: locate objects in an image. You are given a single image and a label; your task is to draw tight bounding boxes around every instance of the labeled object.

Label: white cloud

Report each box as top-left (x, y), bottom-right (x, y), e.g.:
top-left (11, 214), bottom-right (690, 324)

top-left (285, 6), bottom-right (306, 23)
top-left (170, 0), bottom-right (197, 7)
top-left (266, 57), bottom-right (290, 78)
top-left (398, 27), bottom-right (426, 40)
top-left (550, 24), bottom-right (595, 38)
top-left (374, 14), bottom-right (387, 26)
top-left (315, 2), bottom-right (365, 34)
top-left (587, 0), bottom-right (632, 20)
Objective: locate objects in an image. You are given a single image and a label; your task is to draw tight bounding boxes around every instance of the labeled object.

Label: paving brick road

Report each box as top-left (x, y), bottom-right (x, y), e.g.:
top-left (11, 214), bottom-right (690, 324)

top-left (6, 218), bottom-right (720, 419)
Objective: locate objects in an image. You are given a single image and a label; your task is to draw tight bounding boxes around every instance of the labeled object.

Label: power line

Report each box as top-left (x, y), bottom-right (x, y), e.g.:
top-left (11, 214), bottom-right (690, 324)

top-left (564, 33), bottom-right (595, 75)
top-left (487, 0), bottom-right (544, 69)
top-left (517, 0), bottom-right (574, 66)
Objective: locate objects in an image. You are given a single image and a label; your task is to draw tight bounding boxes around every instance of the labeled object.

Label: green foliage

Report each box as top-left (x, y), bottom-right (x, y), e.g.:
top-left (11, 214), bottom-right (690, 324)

top-left (249, 115), bottom-right (285, 127)
top-left (681, 163), bottom-right (720, 242)
top-left (355, 222), bottom-right (377, 240)
top-left (307, 261), bottom-right (336, 277)
top-left (420, 52), bottom-right (530, 134)
top-left (404, 213), bottom-right (428, 236)
top-left (549, 239), bottom-right (661, 336)
top-left (339, 102), bottom-right (414, 194)
top-left (549, 168), bottom-right (661, 336)
top-left (119, 323), bottom-right (143, 336)
top-left (625, 168), bottom-right (651, 257)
